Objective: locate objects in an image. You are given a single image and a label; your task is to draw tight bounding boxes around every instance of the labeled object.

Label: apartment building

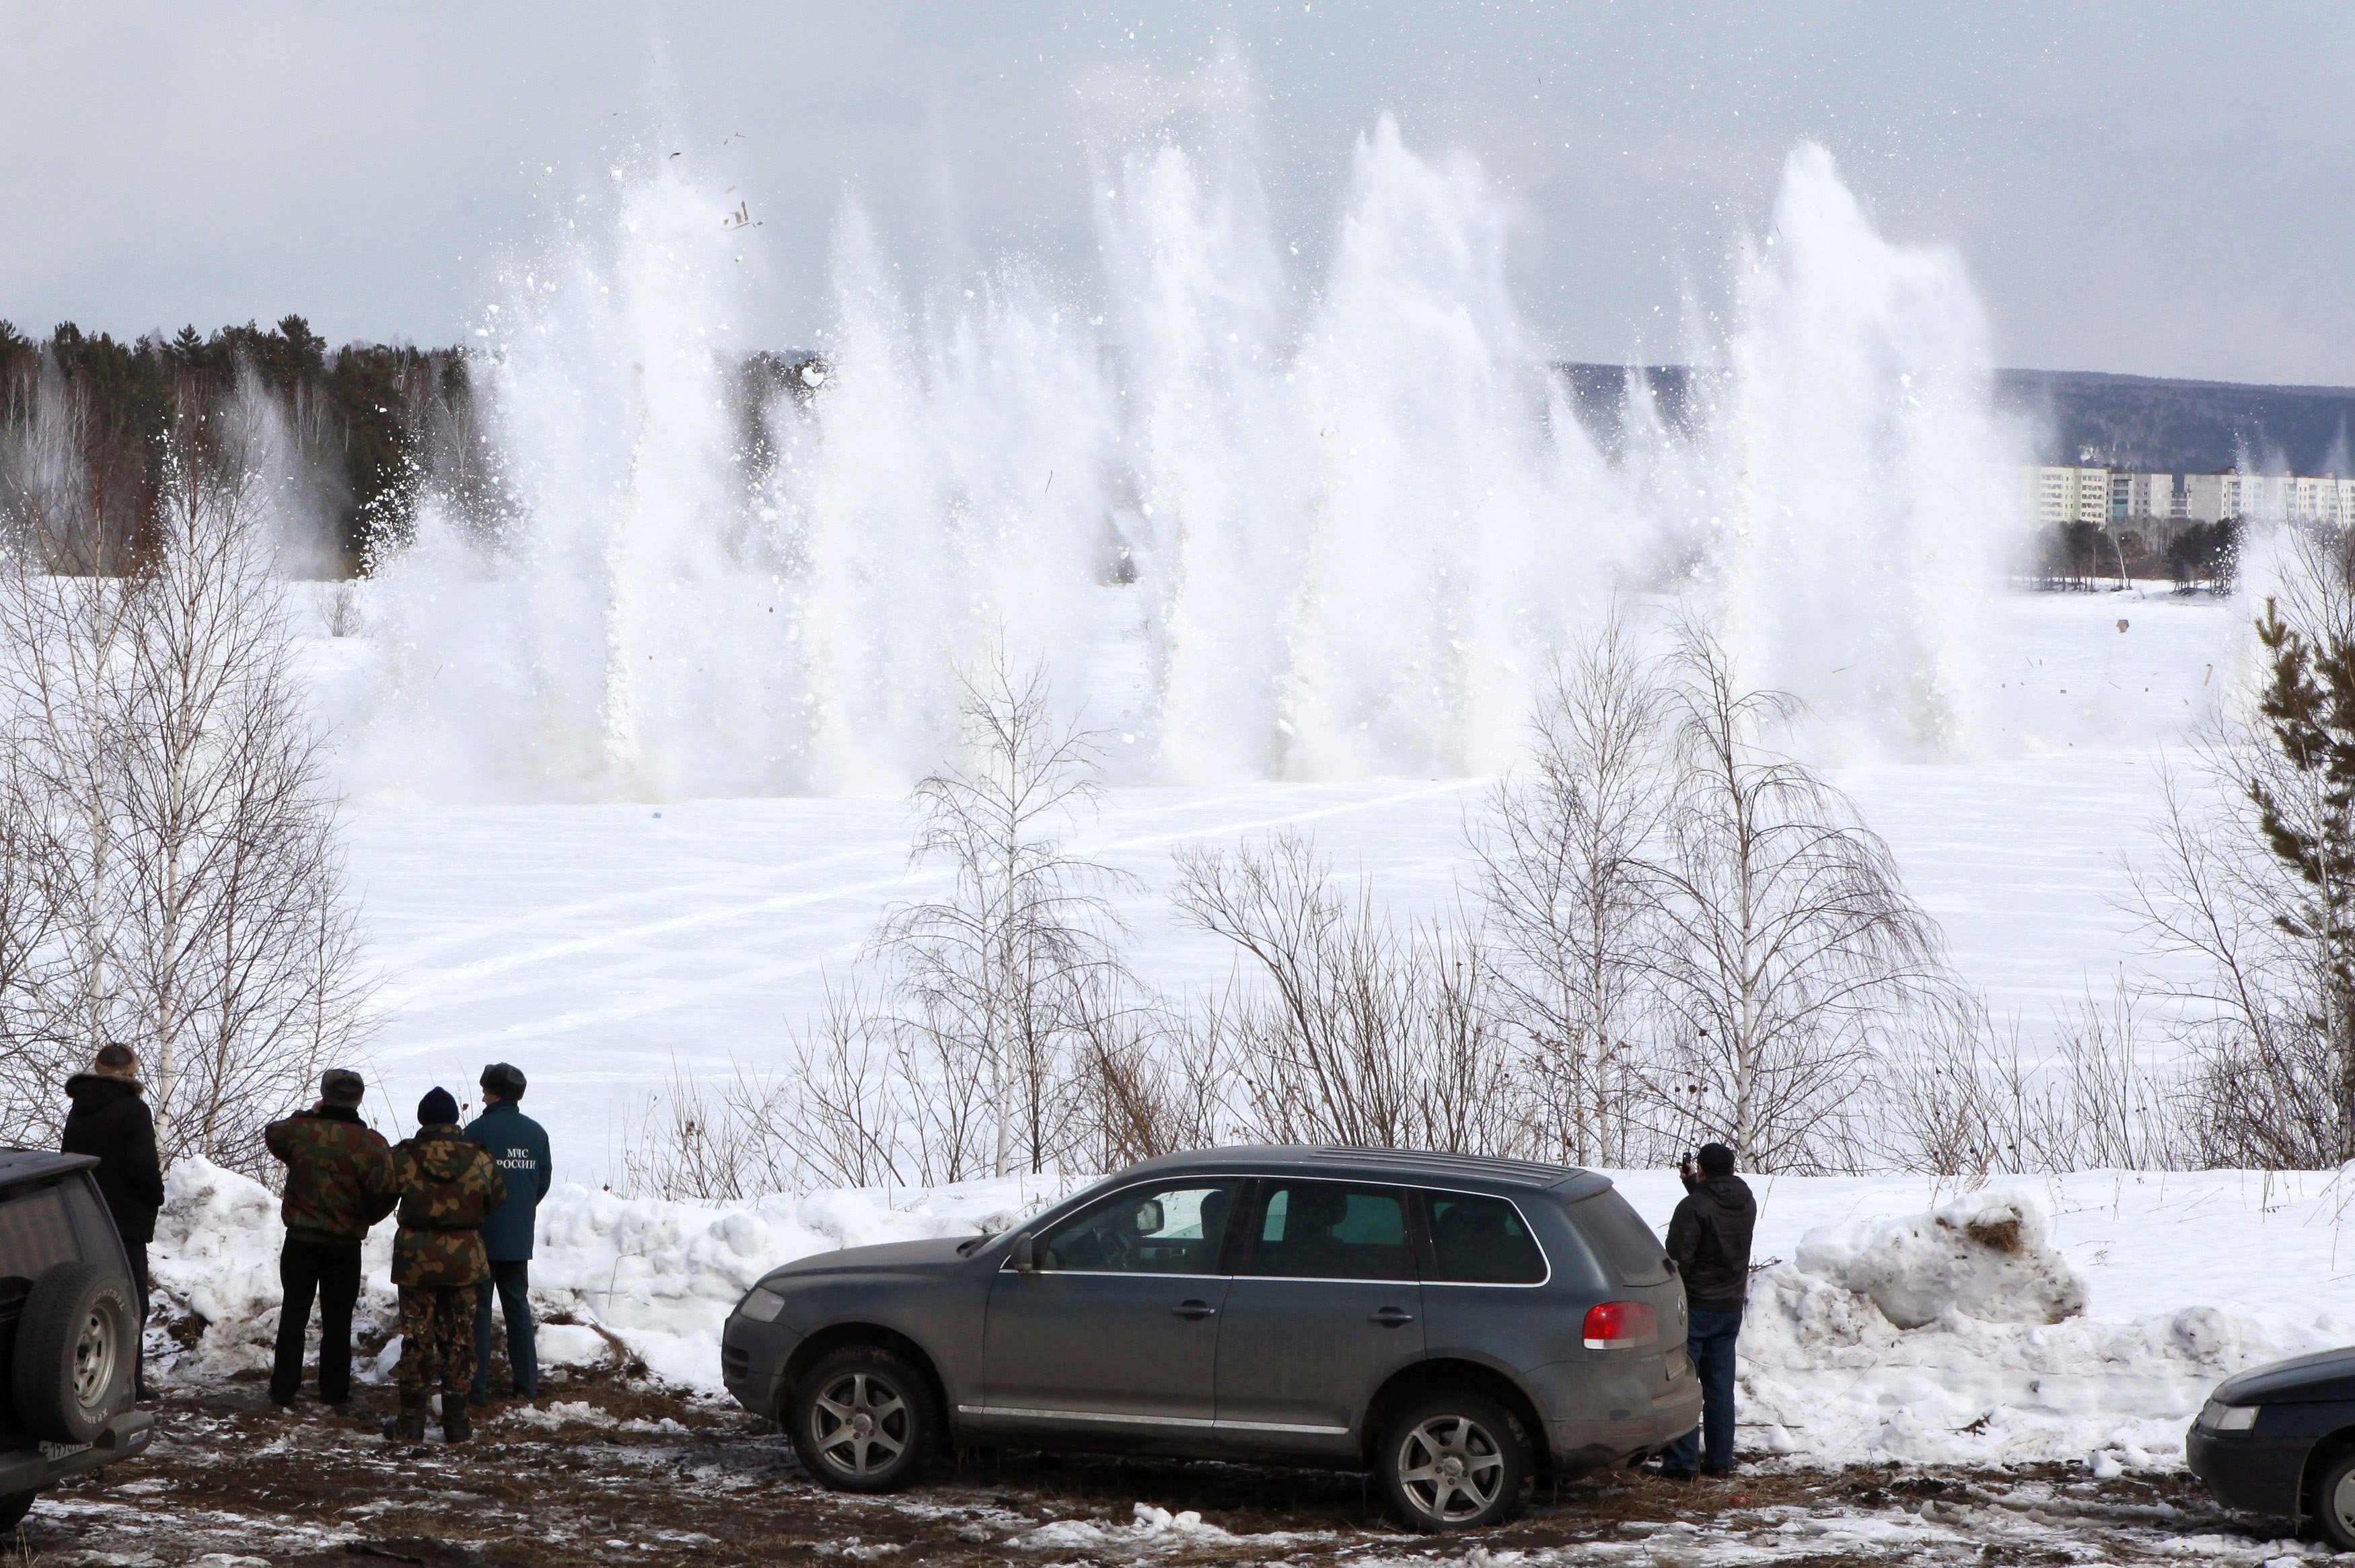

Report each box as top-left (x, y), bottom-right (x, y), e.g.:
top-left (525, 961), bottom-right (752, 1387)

top-left (2027, 465), bottom-right (2355, 527)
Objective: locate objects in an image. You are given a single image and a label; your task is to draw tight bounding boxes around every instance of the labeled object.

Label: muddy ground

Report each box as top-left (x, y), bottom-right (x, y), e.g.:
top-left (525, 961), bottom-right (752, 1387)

top-left (13, 1367), bottom-right (2328, 1568)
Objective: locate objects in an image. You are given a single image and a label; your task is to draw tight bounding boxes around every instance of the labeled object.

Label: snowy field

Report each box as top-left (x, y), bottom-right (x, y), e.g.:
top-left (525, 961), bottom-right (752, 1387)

top-left (320, 583), bottom-right (2246, 1171)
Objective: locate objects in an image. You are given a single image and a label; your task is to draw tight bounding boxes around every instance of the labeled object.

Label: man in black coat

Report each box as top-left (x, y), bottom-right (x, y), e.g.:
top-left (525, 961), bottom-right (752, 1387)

top-left (61, 1042), bottom-right (167, 1401)
top-left (1658, 1142), bottom-right (1756, 1479)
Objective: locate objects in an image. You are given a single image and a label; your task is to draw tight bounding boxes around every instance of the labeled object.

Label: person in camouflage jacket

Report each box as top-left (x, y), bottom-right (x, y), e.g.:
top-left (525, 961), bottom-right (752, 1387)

top-left (388, 1086), bottom-right (505, 1444)
top-left (264, 1068), bottom-right (400, 1407)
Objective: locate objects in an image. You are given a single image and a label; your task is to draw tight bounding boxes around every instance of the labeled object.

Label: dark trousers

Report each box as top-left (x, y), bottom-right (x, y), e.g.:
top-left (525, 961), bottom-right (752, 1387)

top-left (124, 1239), bottom-right (150, 1398)
top-left (1663, 1307), bottom-right (1743, 1474)
top-left (472, 1259), bottom-right (536, 1401)
top-left (269, 1238), bottom-right (363, 1404)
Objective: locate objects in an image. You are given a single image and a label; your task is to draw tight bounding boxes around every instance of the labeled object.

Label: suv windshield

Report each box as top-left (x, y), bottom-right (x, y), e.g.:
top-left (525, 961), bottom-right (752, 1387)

top-left (1568, 1192), bottom-right (1671, 1286)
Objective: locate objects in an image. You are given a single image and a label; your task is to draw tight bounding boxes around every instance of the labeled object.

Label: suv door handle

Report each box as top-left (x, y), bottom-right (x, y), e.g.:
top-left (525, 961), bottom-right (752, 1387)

top-left (1369, 1306), bottom-right (1415, 1327)
top-left (1172, 1300), bottom-right (1218, 1320)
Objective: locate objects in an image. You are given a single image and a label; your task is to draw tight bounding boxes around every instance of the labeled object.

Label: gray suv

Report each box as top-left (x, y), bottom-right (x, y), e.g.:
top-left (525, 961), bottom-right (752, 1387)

top-left (722, 1146), bottom-right (1699, 1530)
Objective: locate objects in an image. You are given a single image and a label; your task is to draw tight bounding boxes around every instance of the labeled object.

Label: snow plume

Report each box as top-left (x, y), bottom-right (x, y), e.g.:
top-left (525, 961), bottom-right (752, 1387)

top-left (355, 124), bottom-right (2022, 802)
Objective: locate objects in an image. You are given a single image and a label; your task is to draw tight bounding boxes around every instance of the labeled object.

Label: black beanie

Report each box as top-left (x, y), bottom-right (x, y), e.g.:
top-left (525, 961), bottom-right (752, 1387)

top-left (418, 1087), bottom-right (460, 1127)
top-left (1697, 1142), bottom-right (1737, 1177)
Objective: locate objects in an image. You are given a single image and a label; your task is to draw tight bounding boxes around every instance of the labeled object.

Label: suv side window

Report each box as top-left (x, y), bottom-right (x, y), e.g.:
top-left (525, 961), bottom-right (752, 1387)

top-left (1242, 1181), bottom-right (1412, 1281)
top-left (1034, 1182), bottom-right (1239, 1275)
top-left (1568, 1191), bottom-right (1672, 1286)
top-left (1424, 1192), bottom-right (1546, 1284)
top-left (0, 1183), bottom-right (81, 1284)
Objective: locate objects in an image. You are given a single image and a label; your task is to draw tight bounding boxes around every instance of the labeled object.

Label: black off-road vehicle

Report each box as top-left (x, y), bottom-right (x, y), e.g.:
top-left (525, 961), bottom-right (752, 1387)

top-left (0, 1150), bottom-right (152, 1528)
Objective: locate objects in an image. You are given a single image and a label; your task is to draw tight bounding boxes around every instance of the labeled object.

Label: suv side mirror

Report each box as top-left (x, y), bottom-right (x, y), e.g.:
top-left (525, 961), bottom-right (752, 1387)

top-left (1009, 1234), bottom-right (1038, 1272)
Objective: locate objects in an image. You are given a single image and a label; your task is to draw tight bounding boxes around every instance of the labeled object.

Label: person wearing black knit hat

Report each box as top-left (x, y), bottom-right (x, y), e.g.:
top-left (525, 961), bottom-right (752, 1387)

top-left (1654, 1143), bottom-right (1757, 1481)
top-left (463, 1063), bottom-right (551, 1407)
top-left (385, 1088), bottom-right (505, 1444)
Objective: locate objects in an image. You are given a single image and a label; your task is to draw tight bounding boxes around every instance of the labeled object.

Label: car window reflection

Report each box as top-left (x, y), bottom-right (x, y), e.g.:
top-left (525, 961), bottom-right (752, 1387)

top-left (1034, 1183), bottom-right (1239, 1274)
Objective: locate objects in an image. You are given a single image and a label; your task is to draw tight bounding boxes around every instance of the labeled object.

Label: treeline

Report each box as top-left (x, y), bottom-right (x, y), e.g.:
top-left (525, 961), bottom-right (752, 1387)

top-left (0, 317), bottom-right (488, 574)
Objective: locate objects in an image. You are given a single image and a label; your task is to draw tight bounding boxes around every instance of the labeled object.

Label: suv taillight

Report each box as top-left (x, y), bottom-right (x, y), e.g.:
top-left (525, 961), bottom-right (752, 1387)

top-left (1582, 1300), bottom-right (1659, 1350)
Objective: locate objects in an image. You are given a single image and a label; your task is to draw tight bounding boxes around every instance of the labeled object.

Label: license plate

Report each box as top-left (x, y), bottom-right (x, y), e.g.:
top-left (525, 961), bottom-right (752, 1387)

top-left (38, 1440), bottom-right (91, 1461)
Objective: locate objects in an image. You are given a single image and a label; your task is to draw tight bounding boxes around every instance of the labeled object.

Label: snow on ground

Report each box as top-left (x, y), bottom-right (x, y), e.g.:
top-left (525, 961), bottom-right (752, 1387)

top-left (319, 585), bottom-right (2242, 1177)
top-left (150, 1154), bottom-right (2355, 1477)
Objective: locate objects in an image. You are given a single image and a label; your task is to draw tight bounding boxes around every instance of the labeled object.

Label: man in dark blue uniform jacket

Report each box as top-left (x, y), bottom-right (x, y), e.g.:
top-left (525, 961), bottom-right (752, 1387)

top-left (463, 1062), bottom-right (552, 1405)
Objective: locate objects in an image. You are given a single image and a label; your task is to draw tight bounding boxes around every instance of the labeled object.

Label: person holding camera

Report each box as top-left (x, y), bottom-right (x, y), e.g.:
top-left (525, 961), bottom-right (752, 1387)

top-left (1657, 1142), bottom-right (1755, 1480)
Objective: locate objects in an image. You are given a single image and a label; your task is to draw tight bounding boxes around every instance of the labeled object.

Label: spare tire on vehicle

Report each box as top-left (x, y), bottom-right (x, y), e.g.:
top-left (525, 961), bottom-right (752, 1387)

top-left (11, 1261), bottom-right (135, 1443)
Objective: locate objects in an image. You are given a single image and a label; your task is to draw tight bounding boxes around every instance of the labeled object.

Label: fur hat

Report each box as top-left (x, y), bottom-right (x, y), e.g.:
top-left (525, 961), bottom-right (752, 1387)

top-left (417, 1086), bottom-right (460, 1127)
top-left (320, 1068), bottom-right (366, 1109)
top-left (480, 1062), bottom-right (527, 1101)
top-left (92, 1042), bottom-right (139, 1082)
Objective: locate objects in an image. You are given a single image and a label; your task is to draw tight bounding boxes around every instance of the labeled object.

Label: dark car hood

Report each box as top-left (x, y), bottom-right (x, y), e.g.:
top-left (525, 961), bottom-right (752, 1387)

top-left (2216, 1345), bottom-right (2355, 1405)
top-left (764, 1235), bottom-right (977, 1283)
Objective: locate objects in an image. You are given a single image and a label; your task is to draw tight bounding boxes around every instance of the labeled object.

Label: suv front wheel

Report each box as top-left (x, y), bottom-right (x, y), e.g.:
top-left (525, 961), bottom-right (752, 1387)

top-left (787, 1345), bottom-right (935, 1493)
top-left (1377, 1390), bottom-right (1531, 1531)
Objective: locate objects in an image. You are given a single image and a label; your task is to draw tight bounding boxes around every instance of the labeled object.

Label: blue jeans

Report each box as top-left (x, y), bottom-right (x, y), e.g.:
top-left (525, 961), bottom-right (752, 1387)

top-left (1663, 1307), bottom-right (1742, 1474)
top-left (471, 1260), bottom-right (536, 1401)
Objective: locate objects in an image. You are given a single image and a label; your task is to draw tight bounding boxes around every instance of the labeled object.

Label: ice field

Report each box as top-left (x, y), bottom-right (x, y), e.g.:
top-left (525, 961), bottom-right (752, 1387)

top-left (315, 580), bottom-right (2246, 1174)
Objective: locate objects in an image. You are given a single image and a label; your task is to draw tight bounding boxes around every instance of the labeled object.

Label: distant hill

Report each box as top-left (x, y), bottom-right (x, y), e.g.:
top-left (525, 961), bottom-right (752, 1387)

top-left (1556, 363), bottom-right (2355, 476)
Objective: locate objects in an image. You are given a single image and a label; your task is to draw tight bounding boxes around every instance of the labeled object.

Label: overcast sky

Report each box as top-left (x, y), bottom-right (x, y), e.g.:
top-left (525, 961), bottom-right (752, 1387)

top-left (2, 1), bottom-right (2350, 385)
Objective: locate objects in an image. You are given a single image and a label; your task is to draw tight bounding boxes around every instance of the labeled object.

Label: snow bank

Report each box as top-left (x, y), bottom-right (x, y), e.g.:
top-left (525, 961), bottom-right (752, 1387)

top-left (1730, 1186), bottom-right (2350, 1470)
top-left (144, 1158), bottom-right (1077, 1391)
top-left (146, 1159), bottom-right (2355, 1480)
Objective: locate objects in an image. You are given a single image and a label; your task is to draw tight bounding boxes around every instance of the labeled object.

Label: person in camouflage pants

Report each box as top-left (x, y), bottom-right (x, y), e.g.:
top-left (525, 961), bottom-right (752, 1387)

top-left (264, 1069), bottom-right (400, 1407)
top-left (388, 1087), bottom-right (505, 1444)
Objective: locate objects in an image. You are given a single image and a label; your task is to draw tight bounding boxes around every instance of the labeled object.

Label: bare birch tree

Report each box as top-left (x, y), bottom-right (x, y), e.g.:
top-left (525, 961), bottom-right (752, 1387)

top-left (1635, 626), bottom-right (1975, 1172)
top-left (1472, 610), bottom-right (1668, 1166)
top-left (873, 653), bottom-right (1141, 1176)
top-left (0, 383), bottom-right (370, 1172)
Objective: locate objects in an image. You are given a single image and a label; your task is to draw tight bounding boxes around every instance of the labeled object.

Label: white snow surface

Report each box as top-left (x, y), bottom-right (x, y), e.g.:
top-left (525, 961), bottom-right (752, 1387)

top-left (299, 585), bottom-right (2247, 1177)
top-left (150, 1156), bottom-right (2355, 1475)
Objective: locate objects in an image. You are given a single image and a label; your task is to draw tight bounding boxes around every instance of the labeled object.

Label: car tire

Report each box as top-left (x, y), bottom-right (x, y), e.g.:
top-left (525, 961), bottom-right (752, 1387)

top-left (11, 1262), bottom-right (135, 1444)
top-left (787, 1345), bottom-right (935, 1493)
top-left (0, 1489), bottom-right (35, 1530)
top-left (2317, 1447), bottom-right (2355, 1553)
top-left (1377, 1390), bottom-right (1532, 1532)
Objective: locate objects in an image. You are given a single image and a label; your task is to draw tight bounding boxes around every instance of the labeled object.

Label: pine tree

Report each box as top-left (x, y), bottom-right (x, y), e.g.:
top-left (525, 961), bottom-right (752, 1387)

top-left (2248, 590), bottom-right (2355, 1158)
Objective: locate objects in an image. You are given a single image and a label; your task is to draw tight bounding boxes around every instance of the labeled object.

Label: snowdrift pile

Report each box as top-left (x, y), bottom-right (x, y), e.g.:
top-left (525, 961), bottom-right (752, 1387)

top-left (147, 1162), bottom-right (2352, 1476)
top-left (1739, 1187), bottom-right (2344, 1469)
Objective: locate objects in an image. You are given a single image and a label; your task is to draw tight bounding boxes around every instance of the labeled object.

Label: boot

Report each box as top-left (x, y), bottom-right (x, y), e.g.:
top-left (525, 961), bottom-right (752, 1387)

top-left (442, 1396), bottom-right (472, 1444)
top-left (383, 1388), bottom-right (429, 1444)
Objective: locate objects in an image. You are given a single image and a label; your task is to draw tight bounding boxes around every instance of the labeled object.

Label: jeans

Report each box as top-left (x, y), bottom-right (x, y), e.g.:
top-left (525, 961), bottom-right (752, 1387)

top-left (472, 1259), bottom-right (536, 1401)
top-left (124, 1240), bottom-right (151, 1398)
top-left (1662, 1306), bottom-right (1743, 1474)
top-left (269, 1238), bottom-right (363, 1403)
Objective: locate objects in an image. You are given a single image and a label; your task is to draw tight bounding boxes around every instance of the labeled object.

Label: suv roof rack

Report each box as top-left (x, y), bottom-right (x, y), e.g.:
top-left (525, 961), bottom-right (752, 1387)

top-left (1299, 1146), bottom-right (1589, 1185)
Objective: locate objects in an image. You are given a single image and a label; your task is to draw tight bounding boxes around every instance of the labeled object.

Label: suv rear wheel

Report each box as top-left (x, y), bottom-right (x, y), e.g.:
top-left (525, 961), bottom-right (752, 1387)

top-left (1377, 1390), bottom-right (1531, 1531)
top-left (11, 1263), bottom-right (135, 1443)
top-left (787, 1345), bottom-right (935, 1493)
